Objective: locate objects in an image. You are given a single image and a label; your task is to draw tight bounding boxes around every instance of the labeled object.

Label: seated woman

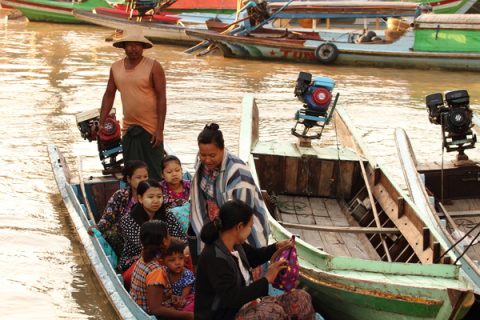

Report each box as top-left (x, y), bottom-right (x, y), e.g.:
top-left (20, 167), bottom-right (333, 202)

top-left (189, 123), bottom-right (270, 263)
top-left (194, 200), bottom-right (315, 320)
top-left (89, 160), bottom-right (148, 255)
top-left (118, 179), bottom-right (186, 285)
top-left (130, 220), bottom-right (193, 320)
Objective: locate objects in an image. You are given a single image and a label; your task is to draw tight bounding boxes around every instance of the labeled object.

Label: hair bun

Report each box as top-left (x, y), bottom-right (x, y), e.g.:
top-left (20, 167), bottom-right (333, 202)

top-left (205, 123), bottom-right (220, 131)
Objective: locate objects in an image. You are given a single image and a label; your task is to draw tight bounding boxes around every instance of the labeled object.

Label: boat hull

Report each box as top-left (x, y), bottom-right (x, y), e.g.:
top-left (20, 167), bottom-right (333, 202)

top-left (74, 9), bottom-right (214, 45)
top-left (47, 145), bottom-right (154, 319)
top-left (395, 128), bottom-right (480, 294)
top-left (0, 0), bottom-right (113, 23)
top-left (239, 94), bottom-right (474, 319)
top-left (186, 29), bottom-right (480, 71)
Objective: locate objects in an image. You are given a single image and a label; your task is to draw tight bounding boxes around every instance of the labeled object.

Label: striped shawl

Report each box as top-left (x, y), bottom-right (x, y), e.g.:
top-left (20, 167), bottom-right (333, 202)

top-left (190, 149), bottom-right (270, 255)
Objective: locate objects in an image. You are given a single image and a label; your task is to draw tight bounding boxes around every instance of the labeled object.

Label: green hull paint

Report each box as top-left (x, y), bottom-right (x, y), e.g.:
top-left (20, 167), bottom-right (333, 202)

top-left (20, 7), bottom-right (80, 23)
top-left (414, 29), bottom-right (480, 52)
top-left (7, 0), bottom-right (116, 23)
top-left (270, 219), bottom-right (471, 319)
top-left (421, 0), bottom-right (472, 13)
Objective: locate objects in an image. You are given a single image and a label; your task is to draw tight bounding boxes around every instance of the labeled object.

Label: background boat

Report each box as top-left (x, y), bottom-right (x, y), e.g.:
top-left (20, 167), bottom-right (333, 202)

top-left (73, 8), bottom-right (235, 45)
top-left (238, 91), bottom-right (474, 319)
top-left (166, 0), bottom-right (237, 13)
top-left (0, 0), bottom-right (123, 23)
top-left (186, 13), bottom-right (480, 71)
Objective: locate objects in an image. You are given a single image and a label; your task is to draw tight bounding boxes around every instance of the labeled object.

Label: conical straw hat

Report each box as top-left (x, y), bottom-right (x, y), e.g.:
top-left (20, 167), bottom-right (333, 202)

top-left (113, 26), bottom-right (153, 49)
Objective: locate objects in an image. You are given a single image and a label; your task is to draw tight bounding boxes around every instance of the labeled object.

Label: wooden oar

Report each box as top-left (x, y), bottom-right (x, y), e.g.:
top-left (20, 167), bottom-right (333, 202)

top-left (352, 143), bottom-right (393, 262)
top-left (78, 156), bottom-right (96, 224)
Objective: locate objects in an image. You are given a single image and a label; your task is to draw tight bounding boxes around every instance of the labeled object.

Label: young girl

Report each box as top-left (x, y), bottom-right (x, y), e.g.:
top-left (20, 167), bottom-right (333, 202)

top-left (130, 220), bottom-right (193, 320)
top-left (194, 200), bottom-right (315, 320)
top-left (89, 160), bottom-right (148, 255)
top-left (163, 237), bottom-right (195, 312)
top-left (118, 179), bottom-right (186, 285)
top-left (160, 155), bottom-right (191, 211)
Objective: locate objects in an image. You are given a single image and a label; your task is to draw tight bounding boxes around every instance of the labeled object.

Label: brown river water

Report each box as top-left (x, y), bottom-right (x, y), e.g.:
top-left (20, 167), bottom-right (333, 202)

top-left (1, 18), bottom-right (480, 319)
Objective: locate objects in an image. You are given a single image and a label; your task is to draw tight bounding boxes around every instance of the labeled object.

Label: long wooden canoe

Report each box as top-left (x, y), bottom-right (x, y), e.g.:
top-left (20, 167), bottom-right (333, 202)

top-left (238, 94), bottom-right (474, 319)
top-left (0, 0), bottom-right (120, 23)
top-left (73, 9), bottom-right (234, 45)
top-left (394, 122), bottom-right (480, 294)
top-left (47, 145), bottom-right (155, 319)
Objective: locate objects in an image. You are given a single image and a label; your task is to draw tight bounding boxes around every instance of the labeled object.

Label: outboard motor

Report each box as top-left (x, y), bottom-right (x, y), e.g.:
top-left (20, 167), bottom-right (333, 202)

top-left (76, 109), bottom-right (123, 174)
top-left (292, 72), bottom-right (339, 143)
top-left (426, 89), bottom-right (476, 160)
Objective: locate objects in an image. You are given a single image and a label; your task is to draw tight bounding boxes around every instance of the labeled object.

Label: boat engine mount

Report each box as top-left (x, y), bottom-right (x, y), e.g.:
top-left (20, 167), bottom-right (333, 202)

top-left (76, 109), bottom-right (123, 174)
top-left (426, 89), bottom-right (476, 160)
top-left (292, 72), bottom-right (339, 141)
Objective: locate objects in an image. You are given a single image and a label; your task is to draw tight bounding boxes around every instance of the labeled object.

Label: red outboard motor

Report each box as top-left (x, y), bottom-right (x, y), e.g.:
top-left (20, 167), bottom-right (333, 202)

top-left (98, 114), bottom-right (121, 149)
top-left (76, 109), bottom-right (123, 174)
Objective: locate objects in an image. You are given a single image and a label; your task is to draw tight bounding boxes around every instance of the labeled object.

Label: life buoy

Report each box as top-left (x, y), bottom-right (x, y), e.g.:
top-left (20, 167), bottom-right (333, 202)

top-left (315, 43), bottom-right (339, 64)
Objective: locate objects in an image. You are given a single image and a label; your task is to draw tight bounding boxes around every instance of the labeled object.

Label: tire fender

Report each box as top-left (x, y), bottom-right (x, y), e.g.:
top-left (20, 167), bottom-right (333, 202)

top-left (315, 43), bottom-right (339, 64)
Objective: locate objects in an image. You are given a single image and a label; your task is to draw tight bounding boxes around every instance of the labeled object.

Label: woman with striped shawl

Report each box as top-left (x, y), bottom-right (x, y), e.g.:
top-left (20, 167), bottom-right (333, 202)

top-left (188, 123), bottom-right (270, 262)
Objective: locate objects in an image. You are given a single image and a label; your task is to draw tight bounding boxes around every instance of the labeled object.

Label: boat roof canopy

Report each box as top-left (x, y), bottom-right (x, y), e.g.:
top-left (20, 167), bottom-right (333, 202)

top-left (268, 1), bottom-right (418, 19)
top-left (268, 1), bottom-right (418, 9)
top-left (415, 14), bottom-right (480, 30)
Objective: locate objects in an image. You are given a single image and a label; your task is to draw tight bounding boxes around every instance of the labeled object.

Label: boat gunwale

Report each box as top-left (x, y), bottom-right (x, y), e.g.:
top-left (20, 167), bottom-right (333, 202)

top-left (47, 144), bottom-right (154, 320)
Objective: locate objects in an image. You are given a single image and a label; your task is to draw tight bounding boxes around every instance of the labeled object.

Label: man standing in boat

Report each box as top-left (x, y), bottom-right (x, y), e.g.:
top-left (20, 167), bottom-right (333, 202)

top-left (99, 27), bottom-right (166, 180)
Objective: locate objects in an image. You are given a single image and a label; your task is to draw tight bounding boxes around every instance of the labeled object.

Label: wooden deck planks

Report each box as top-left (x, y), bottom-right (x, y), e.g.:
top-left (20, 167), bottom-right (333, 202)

top-left (324, 199), bottom-right (379, 260)
top-left (277, 195), bottom-right (379, 259)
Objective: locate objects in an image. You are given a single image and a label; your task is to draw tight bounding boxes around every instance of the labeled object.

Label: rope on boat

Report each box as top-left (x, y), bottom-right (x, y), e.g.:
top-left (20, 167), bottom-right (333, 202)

top-left (436, 220), bottom-right (480, 263)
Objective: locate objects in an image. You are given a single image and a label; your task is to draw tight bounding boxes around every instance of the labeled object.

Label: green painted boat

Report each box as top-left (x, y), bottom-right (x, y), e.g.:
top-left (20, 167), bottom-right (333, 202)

top-left (0, 0), bottom-right (121, 23)
top-left (238, 92), bottom-right (475, 319)
top-left (420, 0), bottom-right (476, 14)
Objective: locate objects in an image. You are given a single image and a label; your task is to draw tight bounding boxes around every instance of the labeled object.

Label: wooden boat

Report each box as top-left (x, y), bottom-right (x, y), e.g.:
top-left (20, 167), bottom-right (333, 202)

top-left (421, 0), bottom-right (477, 14)
top-left (395, 112), bottom-right (480, 294)
top-left (166, 0), bottom-right (237, 13)
top-left (0, 0), bottom-right (123, 23)
top-left (237, 88), bottom-right (475, 319)
top-left (47, 144), bottom-right (155, 319)
top-left (186, 13), bottom-right (480, 72)
top-left (73, 7), bottom-right (235, 45)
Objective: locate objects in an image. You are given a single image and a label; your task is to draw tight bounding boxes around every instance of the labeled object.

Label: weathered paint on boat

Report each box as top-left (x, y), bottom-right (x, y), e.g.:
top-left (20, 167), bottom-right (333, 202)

top-left (0, 0), bottom-right (118, 23)
top-left (238, 93), bottom-right (475, 319)
top-left (47, 144), bottom-right (155, 320)
top-left (186, 14), bottom-right (480, 71)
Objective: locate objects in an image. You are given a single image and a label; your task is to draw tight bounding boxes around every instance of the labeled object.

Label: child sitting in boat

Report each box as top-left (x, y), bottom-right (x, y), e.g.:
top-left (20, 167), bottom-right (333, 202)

top-left (160, 155), bottom-right (191, 236)
top-left (163, 237), bottom-right (195, 312)
top-left (88, 160), bottom-right (148, 256)
top-left (118, 179), bottom-right (186, 288)
top-left (130, 220), bottom-right (193, 319)
top-left (160, 155), bottom-right (191, 210)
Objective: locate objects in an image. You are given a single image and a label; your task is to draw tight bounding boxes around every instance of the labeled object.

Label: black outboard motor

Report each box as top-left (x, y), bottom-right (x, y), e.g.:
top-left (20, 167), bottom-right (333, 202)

top-left (426, 89), bottom-right (476, 160)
